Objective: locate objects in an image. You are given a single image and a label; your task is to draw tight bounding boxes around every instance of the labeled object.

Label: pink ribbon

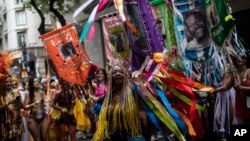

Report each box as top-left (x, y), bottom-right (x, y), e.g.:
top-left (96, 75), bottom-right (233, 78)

top-left (88, 0), bottom-right (108, 40)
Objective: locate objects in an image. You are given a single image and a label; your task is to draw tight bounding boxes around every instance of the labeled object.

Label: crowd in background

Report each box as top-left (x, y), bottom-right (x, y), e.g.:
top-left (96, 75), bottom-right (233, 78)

top-left (1, 54), bottom-right (250, 141)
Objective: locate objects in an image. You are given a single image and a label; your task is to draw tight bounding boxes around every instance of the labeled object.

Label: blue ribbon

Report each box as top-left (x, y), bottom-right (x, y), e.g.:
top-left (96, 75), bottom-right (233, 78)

top-left (151, 80), bottom-right (188, 135)
top-left (79, 4), bottom-right (98, 42)
top-left (133, 84), bottom-right (161, 130)
top-left (133, 83), bottom-right (170, 141)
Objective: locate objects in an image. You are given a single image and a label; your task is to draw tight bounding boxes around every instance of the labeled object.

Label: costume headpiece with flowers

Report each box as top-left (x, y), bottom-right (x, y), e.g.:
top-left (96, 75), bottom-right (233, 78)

top-left (107, 58), bottom-right (130, 70)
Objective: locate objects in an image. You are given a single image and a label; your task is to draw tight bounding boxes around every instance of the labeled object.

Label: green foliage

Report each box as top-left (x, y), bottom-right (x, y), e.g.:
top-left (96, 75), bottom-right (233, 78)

top-left (24, 0), bottom-right (76, 14)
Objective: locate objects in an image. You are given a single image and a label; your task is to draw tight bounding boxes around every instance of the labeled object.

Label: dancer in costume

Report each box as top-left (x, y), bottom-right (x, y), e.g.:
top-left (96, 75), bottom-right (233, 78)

top-left (0, 75), bottom-right (24, 141)
top-left (93, 62), bottom-right (143, 141)
top-left (234, 55), bottom-right (250, 124)
top-left (211, 66), bottom-right (237, 140)
top-left (48, 79), bottom-right (61, 141)
top-left (51, 82), bottom-right (77, 141)
top-left (12, 77), bottom-right (30, 141)
top-left (24, 77), bottom-right (50, 141)
top-left (72, 84), bottom-right (92, 139)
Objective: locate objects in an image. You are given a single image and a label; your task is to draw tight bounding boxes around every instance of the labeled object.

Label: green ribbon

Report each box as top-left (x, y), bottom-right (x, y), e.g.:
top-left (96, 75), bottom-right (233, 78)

top-left (155, 77), bottom-right (205, 111)
top-left (150, 0), bottom-right (166, 5)
top-left (135, 78), bottom-right (186, 141)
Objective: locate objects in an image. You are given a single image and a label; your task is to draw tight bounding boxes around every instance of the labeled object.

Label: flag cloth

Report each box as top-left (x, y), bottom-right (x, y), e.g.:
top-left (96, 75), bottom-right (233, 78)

top-left (202, 0), bottom-right (234, 47)
top-left (102, 14), bottom-right (130, 67)
top-left (173, 0), bottom-right (214, 62)
top-left (40, 24), bottom-right (91, 85)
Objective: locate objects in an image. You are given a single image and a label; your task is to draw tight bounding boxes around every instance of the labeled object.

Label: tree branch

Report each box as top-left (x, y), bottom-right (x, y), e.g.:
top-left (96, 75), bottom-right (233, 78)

top-left (30, 0), bottom-right (45, 34)
top-left (49, 0), bottom-right (66, 26)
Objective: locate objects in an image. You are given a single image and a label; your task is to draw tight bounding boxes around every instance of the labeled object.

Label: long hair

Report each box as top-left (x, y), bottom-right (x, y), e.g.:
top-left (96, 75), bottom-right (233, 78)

top-left (93, 65), bottom-right (140, 140)
top-left (0, 75), bottom-right (11, 105)
top-left (28, 76), bottom-right (36, 103)
top-left (96, 68), bottom-right (108, 84)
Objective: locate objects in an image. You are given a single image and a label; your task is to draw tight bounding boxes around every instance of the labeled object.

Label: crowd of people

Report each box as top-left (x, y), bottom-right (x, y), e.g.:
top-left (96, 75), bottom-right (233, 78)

top-left (0, 54), bottom-right (250, 141)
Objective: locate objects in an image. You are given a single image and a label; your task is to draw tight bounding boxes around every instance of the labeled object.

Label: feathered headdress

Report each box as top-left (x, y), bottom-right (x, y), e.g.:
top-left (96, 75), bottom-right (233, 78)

top-left (0, 50), bottom-right (14, 81)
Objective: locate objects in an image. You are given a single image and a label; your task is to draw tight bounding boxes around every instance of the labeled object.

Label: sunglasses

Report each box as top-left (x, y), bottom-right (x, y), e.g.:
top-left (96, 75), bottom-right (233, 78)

top-left (12, 83), bottom-right (18, 86)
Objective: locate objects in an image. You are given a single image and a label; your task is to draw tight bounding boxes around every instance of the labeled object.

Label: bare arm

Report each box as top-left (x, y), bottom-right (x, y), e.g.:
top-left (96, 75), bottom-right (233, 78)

top-left (236, 69), bottom-right (250, 92)
top-left (23, 92), bottom-right (30, 107)
top-left (51, 93), bottom-right (62, 110)
top-left (213, 72), bottom-right (234, 93)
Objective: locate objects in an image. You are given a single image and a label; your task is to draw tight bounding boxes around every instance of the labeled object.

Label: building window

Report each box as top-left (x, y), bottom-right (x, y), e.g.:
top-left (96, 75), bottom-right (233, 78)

top-left (15, 0), bottom-right (23, 4)
top-left (3, 13), bottom-right (7, 31)
top-left (5, 35), bottom-right (8, 49)
top-left (0, 38), bottom-right (2, 52)
top-left (16, 10), bottom-right (26, 25)
top-left (17, 32), bottom-right (26, 48)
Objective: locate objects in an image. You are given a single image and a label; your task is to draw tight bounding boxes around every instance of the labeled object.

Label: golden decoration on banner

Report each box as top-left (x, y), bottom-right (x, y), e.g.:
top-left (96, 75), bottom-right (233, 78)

top-left (40, 24), bottom-right (91, 85)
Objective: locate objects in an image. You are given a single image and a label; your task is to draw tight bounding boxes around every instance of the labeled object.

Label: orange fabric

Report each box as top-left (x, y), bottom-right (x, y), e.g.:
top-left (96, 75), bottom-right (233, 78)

top-left (173, 108), bottom-right (196, 136)
top-left (160, 65), bottom-right (214, 91)
top-left (40, 24), bottom-right (91, 85)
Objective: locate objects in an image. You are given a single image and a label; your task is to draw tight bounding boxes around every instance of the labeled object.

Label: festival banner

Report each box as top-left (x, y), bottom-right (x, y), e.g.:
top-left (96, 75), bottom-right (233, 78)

top-left (150, 0), bottom-right (177, 50)
top-left (202, 0), bottom-right (234, 47)
top-left (124, 0), bottom-right (165, 71)
top-left (101, 13), bottom-right (130, 67)
top-left (173, 0), bottom-right (214, 62)
top-left (40, 24), bottom-right (91, 85)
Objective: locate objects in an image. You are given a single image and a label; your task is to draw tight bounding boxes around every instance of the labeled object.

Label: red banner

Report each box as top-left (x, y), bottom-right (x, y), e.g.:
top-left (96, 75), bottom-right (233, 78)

top-left (40, 24), bottom-right (90, 85)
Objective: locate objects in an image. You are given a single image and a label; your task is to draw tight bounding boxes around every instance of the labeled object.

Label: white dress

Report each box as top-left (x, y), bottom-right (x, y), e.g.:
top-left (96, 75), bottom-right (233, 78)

top-left (213, 83), bottom-right (237, 134)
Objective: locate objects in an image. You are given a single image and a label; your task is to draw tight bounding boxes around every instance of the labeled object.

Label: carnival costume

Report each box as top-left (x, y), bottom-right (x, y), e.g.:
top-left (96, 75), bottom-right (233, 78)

top-left (0, 52), bottom-right (24, 140)
top-left (93, 61), bottom-right (142, 141)
top-left (236, 72), bottom-right (250, 121)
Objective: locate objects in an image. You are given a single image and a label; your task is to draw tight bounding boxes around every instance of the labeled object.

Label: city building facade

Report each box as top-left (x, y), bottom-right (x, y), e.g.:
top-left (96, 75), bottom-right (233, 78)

top-left (0, 0), bottom-right (54, 79)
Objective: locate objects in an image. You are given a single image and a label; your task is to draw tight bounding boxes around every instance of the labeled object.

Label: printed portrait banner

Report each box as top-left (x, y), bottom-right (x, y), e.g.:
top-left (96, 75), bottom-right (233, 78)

top-left (40, 24), bottom-right (91, 85)
top-left (202, 0), bottom-right (234, 47)
top-left (173, 0), bottom-right (213, 62)
top-left (102, 13), bottom-right (130, 66)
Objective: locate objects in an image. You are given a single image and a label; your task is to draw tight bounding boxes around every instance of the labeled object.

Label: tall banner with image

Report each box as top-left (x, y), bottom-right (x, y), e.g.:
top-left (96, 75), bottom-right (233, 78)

top-left (102, 13), bottom-right (130, 67)
top-left (40, 24), bottom-right (91, 85)
top-left (173, 0), bottom-right (213, 62)
top-left (202, 0), bottom-right (234, 47)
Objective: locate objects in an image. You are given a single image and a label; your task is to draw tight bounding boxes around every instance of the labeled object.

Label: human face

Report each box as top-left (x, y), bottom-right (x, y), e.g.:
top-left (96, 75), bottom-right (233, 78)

top-left (5, 77), bottom-right (12, 90)
top-left (237, 56), bottom-right (246, 66)
top-left (12, 81), bottom-right (18, 89)
top-left (33, 78), bottom-right (40, 89)
top-left (185, 14), bottom-right (206, 40)
top-left (96, 70), bottom-right (105, 81)
top-left (112, 65), bottom-right (124, 85)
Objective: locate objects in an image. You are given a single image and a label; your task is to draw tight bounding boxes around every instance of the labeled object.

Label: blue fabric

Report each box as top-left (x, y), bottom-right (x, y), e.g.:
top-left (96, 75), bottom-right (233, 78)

top-left (93, 103), bottom-right (102, 115)
top-left (133, 84), bottom-right (161, 130)
top-left (152, 81), bottom-right (188, 135)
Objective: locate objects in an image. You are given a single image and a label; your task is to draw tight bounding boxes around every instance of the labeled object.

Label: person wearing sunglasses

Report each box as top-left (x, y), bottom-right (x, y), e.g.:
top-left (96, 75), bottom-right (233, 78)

top-left (0, 75), bottom-right (24, 141)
